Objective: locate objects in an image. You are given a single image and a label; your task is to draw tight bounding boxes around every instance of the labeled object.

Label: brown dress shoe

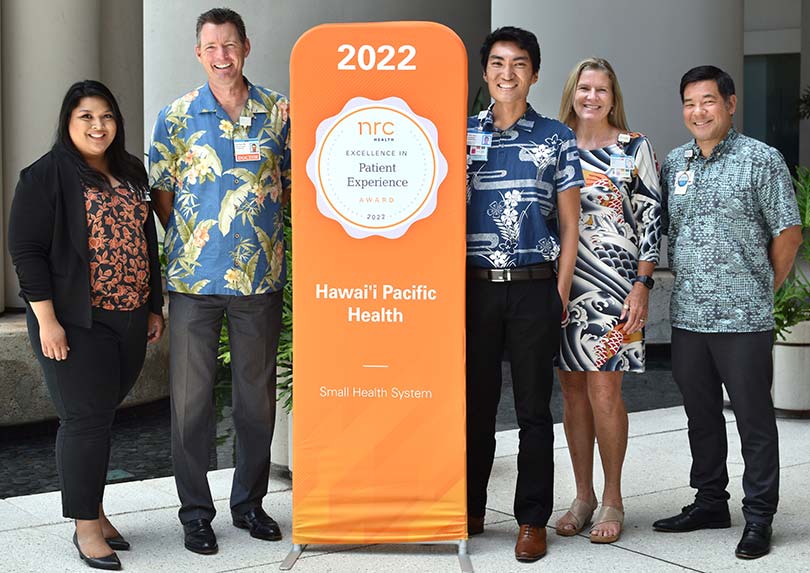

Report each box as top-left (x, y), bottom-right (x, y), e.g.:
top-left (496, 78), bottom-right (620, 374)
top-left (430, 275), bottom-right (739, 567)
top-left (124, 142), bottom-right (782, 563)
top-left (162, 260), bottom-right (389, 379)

top-left (514, 524), bottom-right (547, 562)
top-left (468, 516), bottom-right (484, 536)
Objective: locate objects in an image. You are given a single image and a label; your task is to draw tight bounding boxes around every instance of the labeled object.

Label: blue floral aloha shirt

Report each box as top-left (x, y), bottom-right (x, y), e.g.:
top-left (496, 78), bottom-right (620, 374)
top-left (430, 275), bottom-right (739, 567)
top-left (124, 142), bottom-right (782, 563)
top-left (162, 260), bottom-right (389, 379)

top-left (661, 128), bottom-right (801, 333)
top-left (149, 78), bottom-right (290, 295)
top-left (466, 104), bottom-right (584, 268)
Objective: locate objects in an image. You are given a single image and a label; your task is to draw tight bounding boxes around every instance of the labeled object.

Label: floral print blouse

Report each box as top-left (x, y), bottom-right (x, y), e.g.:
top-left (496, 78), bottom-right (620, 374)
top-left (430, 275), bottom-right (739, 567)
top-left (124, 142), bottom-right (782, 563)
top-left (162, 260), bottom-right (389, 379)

top-left (84, 183), bottom-right (151, 310)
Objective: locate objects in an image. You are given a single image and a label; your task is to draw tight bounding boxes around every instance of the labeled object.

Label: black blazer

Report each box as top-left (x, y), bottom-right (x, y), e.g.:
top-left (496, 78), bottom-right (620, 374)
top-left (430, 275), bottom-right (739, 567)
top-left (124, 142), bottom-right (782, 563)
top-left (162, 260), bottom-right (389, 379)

top-left (7, 146), bottom-right (163, 329)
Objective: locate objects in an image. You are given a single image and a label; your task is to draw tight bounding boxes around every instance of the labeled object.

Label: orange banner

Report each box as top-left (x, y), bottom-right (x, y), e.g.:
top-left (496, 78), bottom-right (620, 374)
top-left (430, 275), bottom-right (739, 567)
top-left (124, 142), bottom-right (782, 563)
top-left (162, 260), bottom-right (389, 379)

top-left (290, 22), bottom-right (468, 544)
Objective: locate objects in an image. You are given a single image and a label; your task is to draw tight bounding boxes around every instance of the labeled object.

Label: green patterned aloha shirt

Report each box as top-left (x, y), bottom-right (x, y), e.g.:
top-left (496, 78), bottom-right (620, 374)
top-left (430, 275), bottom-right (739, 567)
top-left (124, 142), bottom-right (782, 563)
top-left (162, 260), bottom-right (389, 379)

top-left (149, 78), bottom-right (290, 295)
top-left (661, 128), bottom-right (801, 333)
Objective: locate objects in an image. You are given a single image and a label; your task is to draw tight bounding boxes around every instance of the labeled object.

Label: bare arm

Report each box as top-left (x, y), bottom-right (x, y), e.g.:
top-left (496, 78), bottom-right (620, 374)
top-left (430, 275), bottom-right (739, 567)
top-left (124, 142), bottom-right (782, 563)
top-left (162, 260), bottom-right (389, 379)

top-left (29, 300), bottom-right (70, 361)
top-left (621, 260), bottom-right (656, 334)
top-left (152, 188), bottom-right (175, 229)
top-left (771, 225), bottom-right (803, 290)
top-left (556, 186), bottom-right (581, 312)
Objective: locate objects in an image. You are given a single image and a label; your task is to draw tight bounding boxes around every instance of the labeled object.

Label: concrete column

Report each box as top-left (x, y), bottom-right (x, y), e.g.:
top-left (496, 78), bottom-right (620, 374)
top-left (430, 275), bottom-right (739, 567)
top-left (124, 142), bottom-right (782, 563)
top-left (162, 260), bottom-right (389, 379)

top-left (101, 0), bottom-right (144, 161)
top-left (2, 0), bottom-right (101, 310)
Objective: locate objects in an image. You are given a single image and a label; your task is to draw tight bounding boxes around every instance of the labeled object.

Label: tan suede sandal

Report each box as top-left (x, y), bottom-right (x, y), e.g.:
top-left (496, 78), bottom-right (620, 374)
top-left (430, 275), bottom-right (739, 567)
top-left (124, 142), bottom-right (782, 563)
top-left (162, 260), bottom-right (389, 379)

top-left (589, 505), bottom-right (624, 544)
top-left (555, 498), bottom-right (597, 536)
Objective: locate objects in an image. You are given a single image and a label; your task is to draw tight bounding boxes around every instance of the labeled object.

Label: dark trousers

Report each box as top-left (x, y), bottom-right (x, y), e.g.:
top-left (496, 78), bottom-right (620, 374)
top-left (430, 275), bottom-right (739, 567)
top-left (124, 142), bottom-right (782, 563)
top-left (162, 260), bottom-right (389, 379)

top-left (27, 305), bottom-right (149, 519)
top-left (466, 277), bottom-right (562, 526)
top-left (169, 291), bottom-right (282, 524)
top-left (671, 327), bottom-right (779, 524)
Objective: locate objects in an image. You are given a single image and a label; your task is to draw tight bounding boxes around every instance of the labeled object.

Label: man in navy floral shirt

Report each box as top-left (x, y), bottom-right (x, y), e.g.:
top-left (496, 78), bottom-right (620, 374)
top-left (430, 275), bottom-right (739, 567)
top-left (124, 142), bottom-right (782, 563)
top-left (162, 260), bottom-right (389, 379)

top-left (465, 26), bottom-right (582, 562)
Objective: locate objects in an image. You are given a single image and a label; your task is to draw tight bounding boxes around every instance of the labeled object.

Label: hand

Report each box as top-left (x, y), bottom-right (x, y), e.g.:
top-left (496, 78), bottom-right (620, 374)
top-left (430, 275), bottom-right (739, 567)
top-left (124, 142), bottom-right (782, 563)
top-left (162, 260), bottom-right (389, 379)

top-left (39, 319), bottom-right (70, 361)
top-left (147, 312), bottom-right (165, 344)
top-left (619, 283), bottom-right (649, 335)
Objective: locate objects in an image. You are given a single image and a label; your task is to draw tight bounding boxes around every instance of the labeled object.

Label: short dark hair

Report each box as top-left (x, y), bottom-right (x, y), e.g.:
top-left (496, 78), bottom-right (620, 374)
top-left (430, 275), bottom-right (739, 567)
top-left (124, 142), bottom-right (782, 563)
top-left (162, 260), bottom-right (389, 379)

top-left (679, 65), bottom-right (735, 102)
top-left (480, 26), bottom-right (540, 74)
top-left (196, 8), bottom-right (247, 45)
top-left (55, 80), bottom-right (147, 192)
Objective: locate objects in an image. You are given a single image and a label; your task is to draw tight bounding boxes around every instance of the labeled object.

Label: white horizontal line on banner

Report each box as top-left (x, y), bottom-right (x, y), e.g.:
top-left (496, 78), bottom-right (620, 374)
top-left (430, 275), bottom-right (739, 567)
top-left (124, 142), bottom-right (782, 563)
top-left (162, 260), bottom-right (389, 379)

top-left (362, 364), bottom-right (389, 368)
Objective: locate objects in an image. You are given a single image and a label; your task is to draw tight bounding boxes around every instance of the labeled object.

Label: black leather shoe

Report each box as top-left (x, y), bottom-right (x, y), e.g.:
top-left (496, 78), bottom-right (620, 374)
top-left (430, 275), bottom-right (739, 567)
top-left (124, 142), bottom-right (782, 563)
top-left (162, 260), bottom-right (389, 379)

top-left (183, 518), bottom-right (218, 554)
top-left (735, 522), bottom-right (772, 559)
top-left (72, 531), bottom-right (121, 571)
top-left (104, 536), bottom-right (130, 551)
top-left (232, 507), bottom-right (282, 541)
top-left (653, 503), bottom-right (731, 532)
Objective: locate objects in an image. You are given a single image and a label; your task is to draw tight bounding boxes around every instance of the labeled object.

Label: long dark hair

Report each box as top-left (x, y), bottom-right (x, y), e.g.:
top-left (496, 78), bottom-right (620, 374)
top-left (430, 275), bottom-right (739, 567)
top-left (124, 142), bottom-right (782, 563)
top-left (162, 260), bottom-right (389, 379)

top-left (55, 80), bottom-right (148, 193)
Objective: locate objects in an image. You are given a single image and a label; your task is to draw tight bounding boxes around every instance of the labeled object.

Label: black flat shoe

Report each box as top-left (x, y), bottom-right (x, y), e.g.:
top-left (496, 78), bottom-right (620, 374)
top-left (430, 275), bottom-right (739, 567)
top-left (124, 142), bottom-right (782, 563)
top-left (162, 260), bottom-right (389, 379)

top-left (735, 522), bottom-right (772, 559)
top-left (183, 518), bottom-right (218, 554)
top-left (653, 503), bottom-right (731, 532)
top-left (104, 535), bottom-right (130, 551)
top-left (72, 532), bottom-right (121, 571)
top-left (232, 507), bottom-right (282, 541)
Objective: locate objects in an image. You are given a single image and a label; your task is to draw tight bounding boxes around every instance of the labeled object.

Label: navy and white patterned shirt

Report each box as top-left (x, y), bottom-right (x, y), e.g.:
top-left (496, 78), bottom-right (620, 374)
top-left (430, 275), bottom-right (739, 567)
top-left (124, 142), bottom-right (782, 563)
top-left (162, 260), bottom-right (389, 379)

top-left (466, 104), bottom-right (584, 268)
top-left (661, 128), bottom-right (801, 333)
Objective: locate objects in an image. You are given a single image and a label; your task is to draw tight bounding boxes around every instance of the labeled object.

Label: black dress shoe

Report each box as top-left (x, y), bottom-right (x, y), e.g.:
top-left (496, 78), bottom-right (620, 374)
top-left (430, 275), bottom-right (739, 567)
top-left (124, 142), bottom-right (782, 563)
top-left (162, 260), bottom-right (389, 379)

top-left (104, 536), bottom-right (130, 551)
top-left (232, 507), bottom-right (282, 541)
top-left (653, 503), bottom-right (731, 532)
top-left (183, 518), bottom-right (218, 554)
top-left (72, 532), bottom-right (121, 571)
top-left (735, 522), bottom-right (772, 559)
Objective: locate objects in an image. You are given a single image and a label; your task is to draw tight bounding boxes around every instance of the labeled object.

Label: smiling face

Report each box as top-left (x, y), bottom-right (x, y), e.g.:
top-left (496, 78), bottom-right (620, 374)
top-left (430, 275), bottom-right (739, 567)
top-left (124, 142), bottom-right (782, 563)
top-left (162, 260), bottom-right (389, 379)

top-left (195, 22), bottom-right (250, 87)
top-left (573, 68), bottom-right (613, 125)
top-left (682, 79), bottom-right (736, 151)
top-left (68, 96), bottom-right (116, 162)
top-left (483, 41), bottom-right (538, 106)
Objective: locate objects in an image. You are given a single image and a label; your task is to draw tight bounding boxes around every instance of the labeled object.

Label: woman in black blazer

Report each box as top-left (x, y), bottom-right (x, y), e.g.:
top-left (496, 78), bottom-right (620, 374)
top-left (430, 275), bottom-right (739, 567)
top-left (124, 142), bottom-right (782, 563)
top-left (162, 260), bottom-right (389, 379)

top-left (8, 80), bottom-right (164, 571)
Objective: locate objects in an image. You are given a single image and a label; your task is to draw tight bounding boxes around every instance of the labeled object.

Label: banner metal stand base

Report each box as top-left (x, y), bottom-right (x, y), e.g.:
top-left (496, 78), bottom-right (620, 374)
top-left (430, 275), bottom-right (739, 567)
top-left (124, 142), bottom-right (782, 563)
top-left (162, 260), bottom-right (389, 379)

top-left (279, 540), bottom-right (474, 572)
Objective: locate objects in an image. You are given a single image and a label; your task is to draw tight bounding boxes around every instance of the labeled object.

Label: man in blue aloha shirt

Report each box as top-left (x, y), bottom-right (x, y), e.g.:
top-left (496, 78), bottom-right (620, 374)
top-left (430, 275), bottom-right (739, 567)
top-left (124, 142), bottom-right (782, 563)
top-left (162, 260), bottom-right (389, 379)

top-left (149, 7), bottom-right (289, 555)
top-left (465, 26), bottom-right (582, 562)
top-left (654, 65), bottom-right (802, 560)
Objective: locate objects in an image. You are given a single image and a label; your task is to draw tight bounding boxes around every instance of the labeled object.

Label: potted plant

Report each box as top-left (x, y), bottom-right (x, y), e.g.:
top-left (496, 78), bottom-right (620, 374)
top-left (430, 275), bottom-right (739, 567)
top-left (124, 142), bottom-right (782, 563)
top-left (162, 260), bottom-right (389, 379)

top-left (772, 165), bottom-right (810, 416)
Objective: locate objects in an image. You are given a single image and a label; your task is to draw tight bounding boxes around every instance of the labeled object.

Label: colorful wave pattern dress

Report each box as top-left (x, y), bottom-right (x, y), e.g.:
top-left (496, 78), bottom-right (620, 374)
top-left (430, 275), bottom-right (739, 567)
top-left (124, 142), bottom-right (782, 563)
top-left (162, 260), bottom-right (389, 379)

top-left (559, 133), bottom-right (661, 372)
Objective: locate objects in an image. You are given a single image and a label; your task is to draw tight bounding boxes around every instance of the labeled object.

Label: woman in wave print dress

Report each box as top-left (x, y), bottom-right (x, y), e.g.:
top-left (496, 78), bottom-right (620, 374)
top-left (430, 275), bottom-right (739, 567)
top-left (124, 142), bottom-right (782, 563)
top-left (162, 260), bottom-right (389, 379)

top-left (554, 58), bottom-right (662, 544)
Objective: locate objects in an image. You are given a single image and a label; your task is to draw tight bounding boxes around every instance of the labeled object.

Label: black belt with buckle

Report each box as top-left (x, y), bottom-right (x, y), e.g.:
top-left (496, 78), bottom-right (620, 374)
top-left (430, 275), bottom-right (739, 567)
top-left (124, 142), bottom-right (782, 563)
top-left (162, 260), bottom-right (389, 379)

top-left (468, 263), bottom-right (555, 282)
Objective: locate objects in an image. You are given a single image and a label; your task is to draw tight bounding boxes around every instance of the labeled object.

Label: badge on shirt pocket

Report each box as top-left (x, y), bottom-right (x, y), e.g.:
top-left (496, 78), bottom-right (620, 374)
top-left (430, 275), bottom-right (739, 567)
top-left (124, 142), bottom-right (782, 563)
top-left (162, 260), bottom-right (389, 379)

top-left (673, 170), bottom-right (693, 195)
top-left (234, 138), bottom-right (261, 162)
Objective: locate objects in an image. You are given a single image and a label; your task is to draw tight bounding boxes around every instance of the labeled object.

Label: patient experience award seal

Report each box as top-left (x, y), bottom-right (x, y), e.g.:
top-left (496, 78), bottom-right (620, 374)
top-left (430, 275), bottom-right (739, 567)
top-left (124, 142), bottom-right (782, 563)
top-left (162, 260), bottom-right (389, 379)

top-left (306, 96), bottom-right (447, 239)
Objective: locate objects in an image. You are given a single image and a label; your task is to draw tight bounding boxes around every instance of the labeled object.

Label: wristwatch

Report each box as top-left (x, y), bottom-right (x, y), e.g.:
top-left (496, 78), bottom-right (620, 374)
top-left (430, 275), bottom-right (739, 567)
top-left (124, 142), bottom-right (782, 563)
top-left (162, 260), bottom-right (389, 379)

top-left (632, 275), bottom-right (655, 289)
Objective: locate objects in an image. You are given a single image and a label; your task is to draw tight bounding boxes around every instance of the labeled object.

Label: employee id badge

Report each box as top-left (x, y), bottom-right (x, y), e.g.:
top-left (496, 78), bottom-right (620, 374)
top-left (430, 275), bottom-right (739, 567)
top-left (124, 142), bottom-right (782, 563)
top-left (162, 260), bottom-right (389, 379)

top-left (468, 145), bottom-right (489, 162)
top-left (609, 154), bottom-right (634, 181)
top-left (234, 138), bottom-right (261, 162)
top-left (467, 128), bottom-right (493, 148)
top-left (673, 170), bottom-right (694, 195)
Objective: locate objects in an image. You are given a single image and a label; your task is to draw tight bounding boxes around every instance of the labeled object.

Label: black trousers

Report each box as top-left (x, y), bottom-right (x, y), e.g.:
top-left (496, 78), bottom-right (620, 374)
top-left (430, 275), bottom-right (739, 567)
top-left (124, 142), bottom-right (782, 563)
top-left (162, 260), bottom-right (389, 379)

top-left (27, 305), bottom-right (149, 519)
top-left (671, 328), bottom-right (779, 524)
top-left (168, 291), bottom-right (282, 524)
top-left (466, 277), bottom-right (562, 526)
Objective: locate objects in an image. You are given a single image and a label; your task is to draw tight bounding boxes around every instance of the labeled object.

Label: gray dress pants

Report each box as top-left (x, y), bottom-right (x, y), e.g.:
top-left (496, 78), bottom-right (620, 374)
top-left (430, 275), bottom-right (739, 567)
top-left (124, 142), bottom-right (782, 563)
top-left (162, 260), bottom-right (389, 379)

top-left (169, 291), bottom-right (282, 524)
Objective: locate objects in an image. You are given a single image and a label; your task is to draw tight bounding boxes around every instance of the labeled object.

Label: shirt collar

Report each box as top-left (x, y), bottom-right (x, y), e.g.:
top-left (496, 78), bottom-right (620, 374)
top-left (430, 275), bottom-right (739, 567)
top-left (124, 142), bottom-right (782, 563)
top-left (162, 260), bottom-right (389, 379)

top-left (690, 126), bottom-right (739, 161)
top-left (481, 102), bottom-right (538, 132)
top-left (193, 77), bottom-right (260, 116)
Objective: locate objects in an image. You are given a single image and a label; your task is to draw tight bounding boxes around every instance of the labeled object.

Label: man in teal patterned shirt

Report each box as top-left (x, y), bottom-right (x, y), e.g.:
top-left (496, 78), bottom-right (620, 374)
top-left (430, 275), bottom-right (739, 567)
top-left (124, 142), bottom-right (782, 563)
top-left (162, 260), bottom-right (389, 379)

top-left (149, 7), bottom-right (289, 555)
top-left (655, 65), bottom-right (802, 560)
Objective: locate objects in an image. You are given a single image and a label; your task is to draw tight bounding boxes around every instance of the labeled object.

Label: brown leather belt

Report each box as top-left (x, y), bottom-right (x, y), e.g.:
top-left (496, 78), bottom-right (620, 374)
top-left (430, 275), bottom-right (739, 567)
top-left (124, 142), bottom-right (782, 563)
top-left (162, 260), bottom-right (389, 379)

top-left (468, 263), bottom-right (555, 282)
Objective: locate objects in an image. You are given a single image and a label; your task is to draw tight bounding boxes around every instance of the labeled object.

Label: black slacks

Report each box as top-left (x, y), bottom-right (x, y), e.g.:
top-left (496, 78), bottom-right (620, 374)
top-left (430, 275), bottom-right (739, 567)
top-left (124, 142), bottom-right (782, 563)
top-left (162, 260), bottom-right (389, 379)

top-left (466, 277), bottom-right (562, 526)
top-left (671, 327), bottom-right (779, 524)
top-left (27, 305), bottom-right (149, 519)
top-left (168, 291), bottom-right (282, 524)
